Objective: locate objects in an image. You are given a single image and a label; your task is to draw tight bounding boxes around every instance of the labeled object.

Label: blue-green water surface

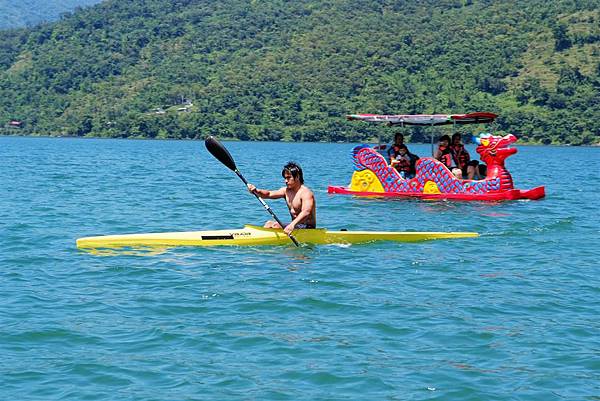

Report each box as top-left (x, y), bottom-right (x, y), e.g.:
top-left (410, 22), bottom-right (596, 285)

top-left (1, 136), bottom-right (599, 400)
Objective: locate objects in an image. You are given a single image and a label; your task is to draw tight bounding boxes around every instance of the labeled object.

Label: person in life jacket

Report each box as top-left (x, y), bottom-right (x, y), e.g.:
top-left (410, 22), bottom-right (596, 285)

top-left (450, 133), bottom-right (471, 178)
top-left (434, 134), bottom-right (454, 171)
top-left (387, 132), bottom-right (404, 164)
top-left (390, 144), bottom-right (419, 179)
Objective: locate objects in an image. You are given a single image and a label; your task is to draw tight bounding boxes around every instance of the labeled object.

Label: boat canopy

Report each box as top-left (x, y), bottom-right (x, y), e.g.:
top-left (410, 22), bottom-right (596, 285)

top-left (346, 112), bottom-right (497, 126)
top-left (346, 112), bottom-right (498, 156)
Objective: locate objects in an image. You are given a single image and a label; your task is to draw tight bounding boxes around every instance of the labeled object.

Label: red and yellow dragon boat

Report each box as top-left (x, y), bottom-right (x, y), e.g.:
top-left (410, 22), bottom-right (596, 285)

top-left (327, 112), bottom-right (545, 201)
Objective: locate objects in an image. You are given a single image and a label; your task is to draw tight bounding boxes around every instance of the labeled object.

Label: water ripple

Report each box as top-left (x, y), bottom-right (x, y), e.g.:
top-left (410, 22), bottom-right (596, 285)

top-left (1, 137), bottom-right (599, 400)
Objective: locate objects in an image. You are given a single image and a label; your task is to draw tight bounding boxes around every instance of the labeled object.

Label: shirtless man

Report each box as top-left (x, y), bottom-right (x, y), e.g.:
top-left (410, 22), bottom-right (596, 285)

top-left (247, 162), bottom-right (316, 235)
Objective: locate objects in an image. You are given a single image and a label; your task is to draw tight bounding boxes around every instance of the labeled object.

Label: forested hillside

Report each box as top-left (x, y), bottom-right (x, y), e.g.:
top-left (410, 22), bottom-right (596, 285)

top-left (0, 0), bottom-right (598, 144)
top-left (0, 0), bottom-right (103, 29)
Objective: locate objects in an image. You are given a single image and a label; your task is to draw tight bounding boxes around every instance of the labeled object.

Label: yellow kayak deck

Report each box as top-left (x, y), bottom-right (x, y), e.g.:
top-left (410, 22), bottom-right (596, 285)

top-left (76, 225), bottom-right (478, 248)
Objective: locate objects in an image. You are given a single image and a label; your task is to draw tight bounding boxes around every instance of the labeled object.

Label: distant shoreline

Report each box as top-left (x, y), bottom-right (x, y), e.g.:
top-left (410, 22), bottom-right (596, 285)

top-left (1, 133), bottom-right (598, 147)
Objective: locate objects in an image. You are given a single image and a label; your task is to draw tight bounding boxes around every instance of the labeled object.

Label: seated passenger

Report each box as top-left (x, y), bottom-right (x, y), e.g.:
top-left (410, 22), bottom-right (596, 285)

top-left (387, 132), bottom-right (404, 163)
top-left (390, 144), bottom-right (419, 179)
top-left (479, 163), bottom-right (488, 178)
top-left (467, 160), bottom-right (487, 180)
top-left (450, 133), bottom-right (471, 177)
top-left (434, 134), bottom-right (454, 170)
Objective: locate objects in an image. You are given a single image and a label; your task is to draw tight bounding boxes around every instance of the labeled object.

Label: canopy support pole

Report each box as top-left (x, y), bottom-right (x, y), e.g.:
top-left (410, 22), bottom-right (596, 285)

top-left (430, 119), bottom-right (435, 156)
top-left (453, 119), bottom-right (457, 142)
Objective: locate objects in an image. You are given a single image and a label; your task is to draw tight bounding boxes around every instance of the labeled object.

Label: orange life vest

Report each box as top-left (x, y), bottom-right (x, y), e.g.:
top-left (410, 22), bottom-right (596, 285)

top-left (438, 146), bottom-right (453, 168)
top-left (450, 144), bottom-right (470, 170)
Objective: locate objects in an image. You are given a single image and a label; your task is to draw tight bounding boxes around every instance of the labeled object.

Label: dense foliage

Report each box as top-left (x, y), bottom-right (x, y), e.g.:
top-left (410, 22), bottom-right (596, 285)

top-left (0, 0), bottom-right (102, 29)
top-left (0, 0), bottom-right (598, 144)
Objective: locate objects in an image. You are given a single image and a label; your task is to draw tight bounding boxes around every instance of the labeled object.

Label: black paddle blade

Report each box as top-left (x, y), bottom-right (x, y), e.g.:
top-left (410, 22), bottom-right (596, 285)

top-left (205, 136), bottom-right (237, 171)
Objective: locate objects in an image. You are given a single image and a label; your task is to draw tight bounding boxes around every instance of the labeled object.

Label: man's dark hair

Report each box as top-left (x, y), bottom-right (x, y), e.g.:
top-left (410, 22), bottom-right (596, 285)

top-left (282, 161), bottom-right (304, 184)
top-left (394, 132), bottom-right (404, 142)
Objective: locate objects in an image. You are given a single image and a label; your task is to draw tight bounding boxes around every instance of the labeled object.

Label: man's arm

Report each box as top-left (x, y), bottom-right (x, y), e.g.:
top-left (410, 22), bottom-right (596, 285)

top-left (247, 184), bottom-right (286, 199)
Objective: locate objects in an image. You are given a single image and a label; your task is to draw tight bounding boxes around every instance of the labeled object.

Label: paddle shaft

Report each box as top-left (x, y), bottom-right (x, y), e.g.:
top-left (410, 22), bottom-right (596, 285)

top-left (204, 136), bottom-right (299, 247)
top-left (233, 170), bottom-right (300, 247)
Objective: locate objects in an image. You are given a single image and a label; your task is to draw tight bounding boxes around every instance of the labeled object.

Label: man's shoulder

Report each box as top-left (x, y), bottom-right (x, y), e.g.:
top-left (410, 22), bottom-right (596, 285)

top-left (300, 185), bottom-right (315, 196)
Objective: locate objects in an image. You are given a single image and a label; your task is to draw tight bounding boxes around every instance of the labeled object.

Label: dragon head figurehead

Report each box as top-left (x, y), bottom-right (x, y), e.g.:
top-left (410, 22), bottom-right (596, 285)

top-left (474, 133), bottom-right (518, 166)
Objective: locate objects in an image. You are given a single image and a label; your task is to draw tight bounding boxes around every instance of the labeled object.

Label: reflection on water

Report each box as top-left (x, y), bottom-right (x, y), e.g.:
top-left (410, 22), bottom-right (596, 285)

top-left (79, 242), bottom-right (319, 274)
top-left (78, 246), bottom-right (170, 257)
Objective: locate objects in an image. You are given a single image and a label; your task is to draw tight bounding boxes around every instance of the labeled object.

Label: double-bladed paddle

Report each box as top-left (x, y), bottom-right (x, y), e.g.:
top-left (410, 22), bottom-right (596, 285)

top-left (204, 136), bottom-right (300, 247)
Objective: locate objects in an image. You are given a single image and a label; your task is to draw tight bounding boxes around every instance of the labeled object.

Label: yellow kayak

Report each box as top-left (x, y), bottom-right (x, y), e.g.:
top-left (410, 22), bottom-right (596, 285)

top-left (76, 224), bottom-right (478, 248)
